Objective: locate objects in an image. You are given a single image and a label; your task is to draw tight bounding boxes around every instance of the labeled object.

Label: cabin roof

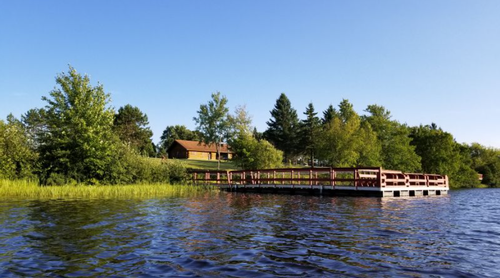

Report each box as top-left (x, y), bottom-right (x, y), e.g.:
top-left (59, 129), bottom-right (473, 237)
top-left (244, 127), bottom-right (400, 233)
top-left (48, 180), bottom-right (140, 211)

top-left (170, 139), bottom-right (233, 153)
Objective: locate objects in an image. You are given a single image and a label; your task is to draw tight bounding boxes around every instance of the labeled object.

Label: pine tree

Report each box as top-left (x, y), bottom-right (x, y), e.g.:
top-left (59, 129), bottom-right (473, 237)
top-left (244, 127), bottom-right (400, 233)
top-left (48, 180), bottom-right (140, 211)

top-left (264, 93), bottom-right (300, 163)
top-left (300, 103), bottom-right (321, 167)
top-left (113, 104), bottom-right (154, 157)
top-left (322, 104), bottom-right (336, 125)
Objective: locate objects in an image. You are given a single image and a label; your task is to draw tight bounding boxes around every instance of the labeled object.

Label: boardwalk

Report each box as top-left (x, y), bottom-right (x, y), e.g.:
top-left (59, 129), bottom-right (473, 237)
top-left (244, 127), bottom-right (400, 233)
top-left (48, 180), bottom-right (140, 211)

top-left (191, 167), bottom-right (449, 197)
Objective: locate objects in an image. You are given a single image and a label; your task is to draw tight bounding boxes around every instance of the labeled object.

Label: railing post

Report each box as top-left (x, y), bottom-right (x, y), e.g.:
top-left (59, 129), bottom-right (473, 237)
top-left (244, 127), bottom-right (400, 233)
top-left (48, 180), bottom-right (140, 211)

top-left (309, 169), bottom-right (313, 186)
top-left (194, 172), bottom-right (197, 185)
top-left (291, 170), bottom-right (294, 187)
top-left (377, 167), bottom-right (382, 187)
top-left (354, 169), bottom-right (358, 190)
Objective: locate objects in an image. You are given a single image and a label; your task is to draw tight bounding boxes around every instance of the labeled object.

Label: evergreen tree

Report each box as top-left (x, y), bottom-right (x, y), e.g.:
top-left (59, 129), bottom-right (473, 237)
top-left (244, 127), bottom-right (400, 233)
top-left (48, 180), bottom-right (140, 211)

top-left (113, 104), bottom-right (155, 157)
top-left (21, 108), bottom-right (46, 150)
top-left (252, 127), bottom-right (263, 141)
top-left (300, 103), bottom-right (321, 167)
top-left (159, 125), bottom-right (200, 154)
top-left (322, 104), bottom-right (336, 125)
top-left (264, 93), bottom-right (300, 163)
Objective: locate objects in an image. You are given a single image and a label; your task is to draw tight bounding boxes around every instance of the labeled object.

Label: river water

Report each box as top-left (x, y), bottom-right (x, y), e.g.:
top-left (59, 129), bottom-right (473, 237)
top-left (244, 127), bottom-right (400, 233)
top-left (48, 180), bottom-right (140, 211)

top-left (0, 189), bottom-right (499, 277)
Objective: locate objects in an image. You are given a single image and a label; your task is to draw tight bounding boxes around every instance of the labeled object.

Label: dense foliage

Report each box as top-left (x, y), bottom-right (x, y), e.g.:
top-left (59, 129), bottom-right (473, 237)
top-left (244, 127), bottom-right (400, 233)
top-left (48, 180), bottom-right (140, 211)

top-left (1, 67), bottom-right (184, 185)
top-left (228, 106), bottom-right (283, 170)
top-left (1, 67), bottom-right (498, 189)
top-left (37, 67), bottom-right (116, 184)
top-left (113, 104), bottom-right (155, 157)
top-left (0, 116), bottom-right (38, 179)
top-left (231, 132), bottom-right (283, 170)
top-left (159, 125), bottom-right (200, 155)
top-left (316, 100), bottom-right (381, 167)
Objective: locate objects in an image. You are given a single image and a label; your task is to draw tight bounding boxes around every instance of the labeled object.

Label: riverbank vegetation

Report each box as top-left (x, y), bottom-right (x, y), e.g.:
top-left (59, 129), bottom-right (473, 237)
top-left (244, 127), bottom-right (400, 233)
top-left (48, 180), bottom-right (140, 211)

top-left (1, 66), bottom-right (499, 190)
top-left (0, 179), bottom-right (215, 199)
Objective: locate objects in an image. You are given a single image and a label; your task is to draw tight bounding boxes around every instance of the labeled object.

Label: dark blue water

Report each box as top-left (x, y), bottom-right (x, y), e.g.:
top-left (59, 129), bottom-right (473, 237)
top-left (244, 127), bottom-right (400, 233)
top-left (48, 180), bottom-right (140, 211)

top-left (1, 189), bottom-right (499, 277)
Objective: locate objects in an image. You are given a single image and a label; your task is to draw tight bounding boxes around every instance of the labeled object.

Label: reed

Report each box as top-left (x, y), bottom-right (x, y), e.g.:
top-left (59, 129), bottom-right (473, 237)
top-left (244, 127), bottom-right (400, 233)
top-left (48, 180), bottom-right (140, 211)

top-left (0, 179), bottom-right (216, 199)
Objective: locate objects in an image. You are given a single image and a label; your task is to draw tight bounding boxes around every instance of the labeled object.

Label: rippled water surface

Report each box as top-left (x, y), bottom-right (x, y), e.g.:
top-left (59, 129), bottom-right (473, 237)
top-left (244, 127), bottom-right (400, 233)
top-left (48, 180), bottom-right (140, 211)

top-left (1, 189), bottom-right (500, 277)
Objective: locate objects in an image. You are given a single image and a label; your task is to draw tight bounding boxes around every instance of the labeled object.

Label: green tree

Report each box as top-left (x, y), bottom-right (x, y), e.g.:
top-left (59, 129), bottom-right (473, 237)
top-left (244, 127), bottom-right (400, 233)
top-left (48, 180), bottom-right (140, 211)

top-left (410, 125), bottom-right (479, 188)
top-left (21, 108), bottom-right (46, 150)
top-left (264, 93), bottom-right (300, 163)
top-left (252, 127), bottom-right (263, 141)
top-left (38, 66), bottom-right (115, 184)
top-left (0, 115), bottom-right (38, 179)
top-left (300, 103), bottom-right (321, 167)
top-left (113, 104), bottom-right (155, 157)
top-left (228, 105), bottom-right (253, 137)
top-left (317, 99), bottom-right (381, 167)
top-left (322, 104), bottom-right (336, 125)
top-left (363, 105), bottom-right (421, 172)
top-left (159, 125), bottom-right (200, 155)
top-left (193, 92), bottom-right (230, 170)
top-left (470, 143), bottom-right (500, 186)
top-left (231, 132), bottom-right (283, 170)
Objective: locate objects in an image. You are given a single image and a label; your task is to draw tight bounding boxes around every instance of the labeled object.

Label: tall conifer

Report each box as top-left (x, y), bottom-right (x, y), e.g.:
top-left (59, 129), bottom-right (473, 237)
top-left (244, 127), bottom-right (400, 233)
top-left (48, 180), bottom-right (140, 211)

top-left (300, 103), bottom-right (321, 167)
top-left (264, 93), bottom-right (300, 163)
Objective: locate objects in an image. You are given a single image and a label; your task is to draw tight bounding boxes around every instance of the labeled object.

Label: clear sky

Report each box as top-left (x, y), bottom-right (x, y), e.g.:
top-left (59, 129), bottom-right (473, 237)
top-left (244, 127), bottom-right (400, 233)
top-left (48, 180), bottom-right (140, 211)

top-left (1, 1), bottom-right (499, 147)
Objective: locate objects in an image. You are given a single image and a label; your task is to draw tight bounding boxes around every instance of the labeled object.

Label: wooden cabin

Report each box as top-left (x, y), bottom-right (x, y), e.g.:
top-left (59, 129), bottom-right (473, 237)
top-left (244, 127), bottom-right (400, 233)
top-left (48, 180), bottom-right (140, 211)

top-left (167, 139), bottom-right (233, 160)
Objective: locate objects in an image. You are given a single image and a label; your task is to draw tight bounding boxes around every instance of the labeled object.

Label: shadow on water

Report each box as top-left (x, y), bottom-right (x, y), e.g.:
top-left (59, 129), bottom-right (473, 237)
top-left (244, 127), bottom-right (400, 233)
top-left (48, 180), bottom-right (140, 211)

top-left (0, 190), bottom-right (499, 277)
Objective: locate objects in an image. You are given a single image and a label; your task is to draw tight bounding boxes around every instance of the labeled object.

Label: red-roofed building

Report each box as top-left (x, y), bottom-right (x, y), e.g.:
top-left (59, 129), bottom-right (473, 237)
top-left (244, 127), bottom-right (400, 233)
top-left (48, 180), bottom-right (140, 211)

top-left (167, 139), bottom-right (233, 160)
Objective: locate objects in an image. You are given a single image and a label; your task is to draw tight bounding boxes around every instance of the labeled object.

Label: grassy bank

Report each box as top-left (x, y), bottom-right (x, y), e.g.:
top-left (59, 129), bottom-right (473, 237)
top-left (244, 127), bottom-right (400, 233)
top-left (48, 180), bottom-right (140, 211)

top-left (0, 180), bottom-right (216, 199)
top-left (171, 159), bottom-right (239, 171)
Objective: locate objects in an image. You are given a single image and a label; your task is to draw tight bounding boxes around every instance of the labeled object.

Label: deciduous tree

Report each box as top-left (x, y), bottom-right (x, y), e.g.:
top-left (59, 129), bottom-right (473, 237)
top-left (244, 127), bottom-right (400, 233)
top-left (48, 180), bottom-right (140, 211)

top-left (363, 105), bottom-right (421, 172)
top-left (193, 92), bottom-right (230, 170)
top-left (38, 66), bottom-right (115, 184)
top-left (317, 99), bottom-right (381, 167)
top-left (0, 115), bottom-right (37, 179)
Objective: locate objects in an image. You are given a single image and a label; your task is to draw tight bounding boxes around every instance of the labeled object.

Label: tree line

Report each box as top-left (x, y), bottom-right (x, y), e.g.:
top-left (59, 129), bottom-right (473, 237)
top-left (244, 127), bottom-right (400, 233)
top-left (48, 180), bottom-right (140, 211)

top-left (1, 67), bottom-right (499, 188)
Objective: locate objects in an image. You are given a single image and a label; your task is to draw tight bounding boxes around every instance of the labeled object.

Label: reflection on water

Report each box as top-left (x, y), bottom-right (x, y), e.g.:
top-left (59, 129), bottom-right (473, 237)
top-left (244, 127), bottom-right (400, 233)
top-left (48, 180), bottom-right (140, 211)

top-left (0, 190), bottom-right (499, 277)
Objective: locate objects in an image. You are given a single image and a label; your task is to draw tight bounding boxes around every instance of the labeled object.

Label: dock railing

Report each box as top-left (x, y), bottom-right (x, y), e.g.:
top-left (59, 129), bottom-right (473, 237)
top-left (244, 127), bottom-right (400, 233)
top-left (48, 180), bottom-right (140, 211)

top-left (190, 167), bottom-right (449, 189)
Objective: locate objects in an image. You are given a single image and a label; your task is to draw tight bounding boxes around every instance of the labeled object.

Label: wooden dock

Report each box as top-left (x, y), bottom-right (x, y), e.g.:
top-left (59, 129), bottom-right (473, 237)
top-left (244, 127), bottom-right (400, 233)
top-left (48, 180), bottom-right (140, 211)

top-left (190, 167), bottom-right (449, 197)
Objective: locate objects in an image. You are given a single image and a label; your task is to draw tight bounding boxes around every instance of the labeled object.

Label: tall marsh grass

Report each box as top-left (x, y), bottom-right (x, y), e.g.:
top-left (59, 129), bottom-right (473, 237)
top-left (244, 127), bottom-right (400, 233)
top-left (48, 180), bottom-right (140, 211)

top-left (0, 179), bottom-right (216, 199)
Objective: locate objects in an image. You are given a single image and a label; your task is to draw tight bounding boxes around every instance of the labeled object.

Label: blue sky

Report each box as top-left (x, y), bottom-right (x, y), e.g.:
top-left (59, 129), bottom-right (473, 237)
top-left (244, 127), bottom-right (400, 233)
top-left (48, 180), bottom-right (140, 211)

top-left (1, 1), bottom-right (499, 147)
